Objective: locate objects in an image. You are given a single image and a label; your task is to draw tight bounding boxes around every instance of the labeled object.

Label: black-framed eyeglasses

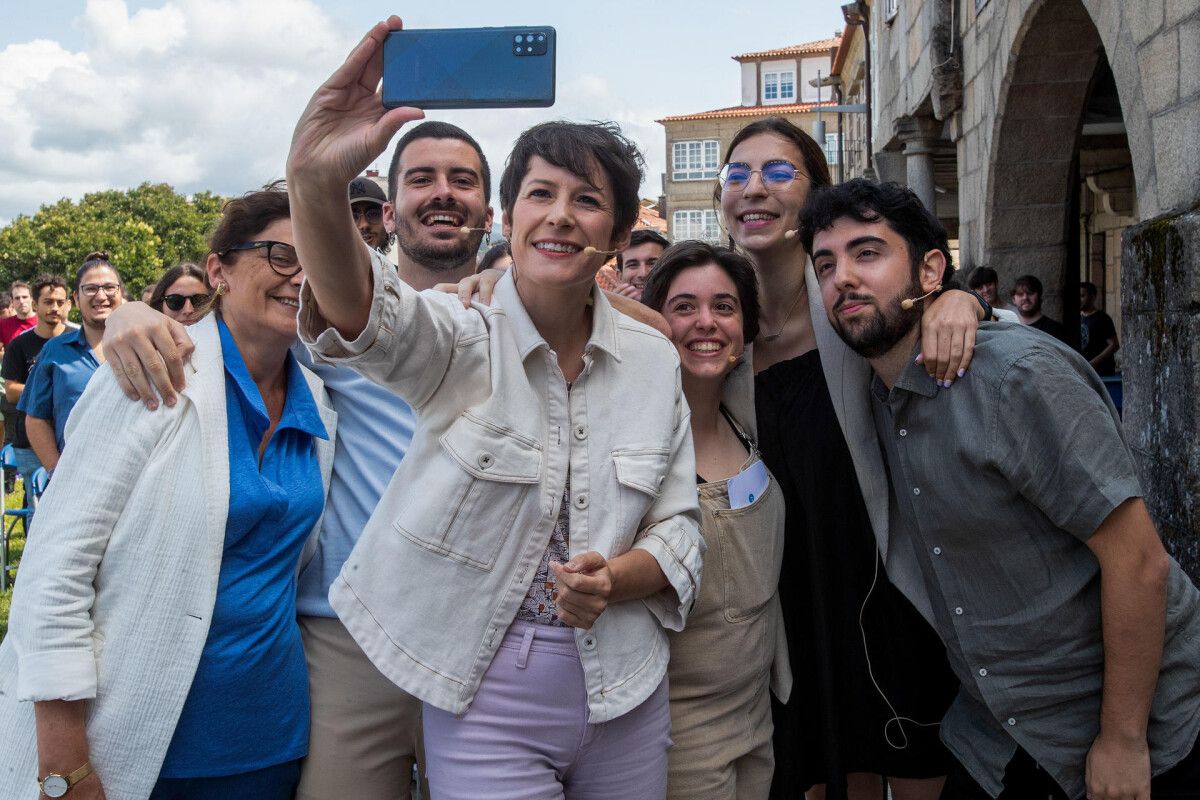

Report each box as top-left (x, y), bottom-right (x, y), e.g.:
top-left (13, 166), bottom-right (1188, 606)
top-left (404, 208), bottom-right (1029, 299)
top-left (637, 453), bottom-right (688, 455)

top-left (352, 206), bottom-right (384, 224)
top-left (163, 293), bottom-right (210, 312)
top-left (218, 241), bottom-right (302, 276)
top-left (79, 282), bottom-right (122, 298)
top-left (717, 160), bottom-right (805, 192)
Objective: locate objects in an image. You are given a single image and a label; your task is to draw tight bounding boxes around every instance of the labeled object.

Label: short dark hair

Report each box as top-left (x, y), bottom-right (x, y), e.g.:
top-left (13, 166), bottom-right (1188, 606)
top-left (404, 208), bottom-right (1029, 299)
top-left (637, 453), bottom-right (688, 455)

top-left (388, 121), bottom-right (492, 204)
top-left (967, 267), bottom-right (998, 289)
top-left (617, 229), bottom-right (670, 271)
top-left (800, 179), bottom-right (955, 287)
top-left (0, 292), bottom-right (10, 310)
top-left (642, 240), bottom-right (761, 343)
top-left (75, 250), bottom-right (123, 293)
top-left (499, 121), bottom-right (644, 243)
top-left (209, 181), bottom-right (290, 263)
top-left (477, 240), bottom-right (512, 274)
top-left (32, 273), bottom-right (69, 304)
top-left (9, 281), bottom-right (29, 295)
top-left (1080, 281), bottom-right (1099, 298)
top-left (1013, 274), bottom-right (1043, 295)
top-left (149, 262), bottom-right (210, 312)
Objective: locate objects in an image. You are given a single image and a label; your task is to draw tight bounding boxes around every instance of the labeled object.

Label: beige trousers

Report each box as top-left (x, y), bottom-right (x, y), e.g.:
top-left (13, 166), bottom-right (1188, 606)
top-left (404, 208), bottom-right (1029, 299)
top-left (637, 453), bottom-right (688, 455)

top-left (296, 615), bottom-right (428, 800)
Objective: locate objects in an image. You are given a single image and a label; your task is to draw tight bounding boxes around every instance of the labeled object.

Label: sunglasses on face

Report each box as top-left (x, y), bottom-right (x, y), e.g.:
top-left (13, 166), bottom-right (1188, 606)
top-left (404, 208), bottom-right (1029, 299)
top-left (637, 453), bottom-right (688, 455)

top-left (352, 206), bottom-right (384, 224)
top-left (163, 293), bottom-right (210, 312)
top-left (218, 240), bottom-right (302, 277)
top-left (717, 160), bottom-right (805, 192)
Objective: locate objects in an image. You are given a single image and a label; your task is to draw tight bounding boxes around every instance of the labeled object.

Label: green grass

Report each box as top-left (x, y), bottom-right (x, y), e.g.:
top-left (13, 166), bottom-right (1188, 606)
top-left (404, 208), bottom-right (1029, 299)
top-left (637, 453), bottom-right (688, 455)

top-left (0, 478), bottom-right (31, 643)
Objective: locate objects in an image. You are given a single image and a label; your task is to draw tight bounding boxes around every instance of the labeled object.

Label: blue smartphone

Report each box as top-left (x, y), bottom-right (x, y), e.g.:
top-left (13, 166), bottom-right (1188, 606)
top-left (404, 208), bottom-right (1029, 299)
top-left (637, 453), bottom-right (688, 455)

top-left (382, 26), bottom-right (556, 110)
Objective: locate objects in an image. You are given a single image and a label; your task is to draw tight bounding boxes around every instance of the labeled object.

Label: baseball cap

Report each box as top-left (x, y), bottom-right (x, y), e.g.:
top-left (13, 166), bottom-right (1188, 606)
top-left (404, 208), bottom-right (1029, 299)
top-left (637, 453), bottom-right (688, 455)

top-left (348, 177), bottom-right (387, 206)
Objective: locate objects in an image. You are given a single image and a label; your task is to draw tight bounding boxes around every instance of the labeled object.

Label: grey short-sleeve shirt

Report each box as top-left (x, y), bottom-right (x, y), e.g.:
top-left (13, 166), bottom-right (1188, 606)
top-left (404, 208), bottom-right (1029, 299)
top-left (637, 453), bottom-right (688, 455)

top-left (867, 322), bottom-right (1200, 799)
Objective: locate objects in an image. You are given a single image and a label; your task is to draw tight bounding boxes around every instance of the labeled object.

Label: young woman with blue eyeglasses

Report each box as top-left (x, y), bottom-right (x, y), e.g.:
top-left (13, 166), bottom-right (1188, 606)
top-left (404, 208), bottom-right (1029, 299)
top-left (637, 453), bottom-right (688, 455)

top-left (717, 117), bottom-right (971, 800)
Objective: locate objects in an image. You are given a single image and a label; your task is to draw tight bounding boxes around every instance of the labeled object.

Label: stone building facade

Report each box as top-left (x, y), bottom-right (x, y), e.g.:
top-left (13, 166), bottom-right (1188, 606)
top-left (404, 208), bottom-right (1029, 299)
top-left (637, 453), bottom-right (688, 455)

top-left (834, 0), bottom-right (1200, 577)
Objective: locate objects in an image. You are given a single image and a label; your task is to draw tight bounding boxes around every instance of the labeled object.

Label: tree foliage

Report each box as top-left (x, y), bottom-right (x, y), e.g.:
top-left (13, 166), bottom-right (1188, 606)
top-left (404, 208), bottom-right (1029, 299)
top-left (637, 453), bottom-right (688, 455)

top-left (0, 183), bottom-right (225, 295)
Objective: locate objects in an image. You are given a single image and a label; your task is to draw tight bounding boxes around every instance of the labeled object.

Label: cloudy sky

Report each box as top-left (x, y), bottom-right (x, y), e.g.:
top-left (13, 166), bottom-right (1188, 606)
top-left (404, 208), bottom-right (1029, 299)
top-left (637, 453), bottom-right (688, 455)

top-left (0, 0), bottom-right (844, 225)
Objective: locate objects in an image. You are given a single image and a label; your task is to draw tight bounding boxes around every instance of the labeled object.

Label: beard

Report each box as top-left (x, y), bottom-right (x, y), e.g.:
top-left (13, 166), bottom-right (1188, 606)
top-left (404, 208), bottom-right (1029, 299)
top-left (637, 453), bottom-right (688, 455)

top-left (394, 200), bottom-right (486, 273)
top-left (832, 277), bottom-right (924, 359)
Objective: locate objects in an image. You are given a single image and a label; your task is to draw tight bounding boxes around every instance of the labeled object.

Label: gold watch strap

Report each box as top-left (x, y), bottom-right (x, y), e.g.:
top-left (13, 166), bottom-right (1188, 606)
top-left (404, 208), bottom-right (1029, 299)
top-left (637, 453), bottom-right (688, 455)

top-left (38, 761), bottom-right (92, 792)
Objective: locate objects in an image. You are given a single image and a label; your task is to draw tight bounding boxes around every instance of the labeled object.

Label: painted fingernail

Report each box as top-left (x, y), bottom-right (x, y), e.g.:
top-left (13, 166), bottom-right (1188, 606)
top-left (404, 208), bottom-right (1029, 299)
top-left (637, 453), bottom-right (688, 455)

top-left (957, 368), bottom-right (965, 378)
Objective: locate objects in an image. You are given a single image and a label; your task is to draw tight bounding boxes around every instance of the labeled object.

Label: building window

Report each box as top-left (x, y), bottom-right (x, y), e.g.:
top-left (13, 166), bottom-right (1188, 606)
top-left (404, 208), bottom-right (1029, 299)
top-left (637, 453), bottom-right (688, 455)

top-left (823, 133), bottom-right (841, 165)
top-left (673, 210), bottom-right (722, 242)
top-left (763, 71), bottom-right (796, 104)
top-left (672, 140), bottom-right (719, 181)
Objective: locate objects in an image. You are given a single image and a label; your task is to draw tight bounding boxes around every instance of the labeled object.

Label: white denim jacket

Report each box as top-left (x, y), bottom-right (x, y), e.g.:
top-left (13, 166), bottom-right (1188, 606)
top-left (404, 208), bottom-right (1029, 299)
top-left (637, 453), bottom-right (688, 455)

top-left (298, 251), bottom-right (704, 723)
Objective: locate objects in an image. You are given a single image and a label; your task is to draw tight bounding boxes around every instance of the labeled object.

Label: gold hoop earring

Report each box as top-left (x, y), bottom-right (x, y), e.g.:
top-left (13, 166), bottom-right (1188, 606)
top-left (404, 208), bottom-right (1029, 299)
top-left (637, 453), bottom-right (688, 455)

top-left (216, 281), bottom-right (229, 296)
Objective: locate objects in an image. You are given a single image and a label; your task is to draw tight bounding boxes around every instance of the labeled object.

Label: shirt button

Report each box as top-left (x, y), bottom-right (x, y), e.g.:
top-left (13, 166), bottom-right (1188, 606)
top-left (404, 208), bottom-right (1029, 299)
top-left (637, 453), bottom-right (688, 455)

top-left (955, 607), bottom-right (963, 615)
top-left (899, 428), bottom-right (908, 437)
top-left (574, 493), bottom-right (589, 510)
top-left (574, 425), bottom-right (587, 440)
top-left (978, 668), bottom-right (988, 677)
top-left (932, 547), bottom-right (942, 555)
top-left (582, 634), bottom-right (597, 650)
top-left (913, 487), bottom-right (921, 496)
top-left (1007, 717), bottom-right (1017, 726)
top-left (477, 453), bottom-right (495, 470)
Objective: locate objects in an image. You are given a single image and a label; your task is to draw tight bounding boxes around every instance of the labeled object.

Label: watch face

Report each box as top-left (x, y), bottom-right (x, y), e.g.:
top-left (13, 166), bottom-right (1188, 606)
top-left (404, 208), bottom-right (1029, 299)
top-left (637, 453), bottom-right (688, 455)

top-left (42, 775), bottom-right (69, 797)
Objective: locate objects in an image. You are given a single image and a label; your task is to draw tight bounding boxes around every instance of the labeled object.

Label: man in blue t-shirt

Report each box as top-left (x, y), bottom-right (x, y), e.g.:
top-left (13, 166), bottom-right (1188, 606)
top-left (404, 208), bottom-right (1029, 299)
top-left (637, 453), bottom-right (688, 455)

top-left (102, 122), bottom-right (494, 800)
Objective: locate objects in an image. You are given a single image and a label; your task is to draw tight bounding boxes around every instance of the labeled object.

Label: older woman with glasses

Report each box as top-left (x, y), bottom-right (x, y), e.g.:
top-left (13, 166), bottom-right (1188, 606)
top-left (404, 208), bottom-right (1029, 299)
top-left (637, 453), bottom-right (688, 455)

top-left (148, 262), bottom-right (211, 326)
top-left (0, 184), bottom-right (337, 800)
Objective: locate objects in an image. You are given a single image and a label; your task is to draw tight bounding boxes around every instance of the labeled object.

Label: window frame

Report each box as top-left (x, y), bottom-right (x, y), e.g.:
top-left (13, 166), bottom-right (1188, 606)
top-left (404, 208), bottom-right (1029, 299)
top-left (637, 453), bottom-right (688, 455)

top-left (671, 139), bottom-right (720, 182)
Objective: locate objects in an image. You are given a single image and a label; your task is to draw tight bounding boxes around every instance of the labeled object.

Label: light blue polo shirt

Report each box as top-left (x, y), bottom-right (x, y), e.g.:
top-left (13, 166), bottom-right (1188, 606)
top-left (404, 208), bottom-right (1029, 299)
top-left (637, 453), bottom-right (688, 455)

top-left (161, 319), bottom-right (327, 777)
top-left (17, 326), bottom-right (99, 452)
top-left (293, 343), bottom-right (415, 618)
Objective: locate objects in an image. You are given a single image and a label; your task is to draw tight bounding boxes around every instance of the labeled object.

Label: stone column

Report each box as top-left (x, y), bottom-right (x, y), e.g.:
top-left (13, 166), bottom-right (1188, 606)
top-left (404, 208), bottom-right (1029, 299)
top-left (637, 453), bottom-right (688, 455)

top-left (894, 115), bottom-right (943, 213)
top-left (1122, 206), bottom-right (1200, 583)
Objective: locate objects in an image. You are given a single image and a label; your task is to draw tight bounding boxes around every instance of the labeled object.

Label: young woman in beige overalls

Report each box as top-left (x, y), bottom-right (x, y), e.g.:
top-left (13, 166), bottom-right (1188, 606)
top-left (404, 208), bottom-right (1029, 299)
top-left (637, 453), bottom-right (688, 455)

top-left (643, 241), bottom-right (789, 800)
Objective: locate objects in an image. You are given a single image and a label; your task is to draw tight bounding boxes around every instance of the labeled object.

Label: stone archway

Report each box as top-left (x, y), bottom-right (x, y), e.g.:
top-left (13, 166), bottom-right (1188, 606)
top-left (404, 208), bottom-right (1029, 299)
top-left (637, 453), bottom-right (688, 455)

top-left (983, 0), bottom-right (1107, 321)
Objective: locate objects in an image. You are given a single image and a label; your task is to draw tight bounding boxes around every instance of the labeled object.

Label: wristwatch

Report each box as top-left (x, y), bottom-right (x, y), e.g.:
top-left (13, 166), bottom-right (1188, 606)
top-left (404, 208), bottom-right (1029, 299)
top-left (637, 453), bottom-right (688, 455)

top-left (38, 762), bottom-right (92, 798)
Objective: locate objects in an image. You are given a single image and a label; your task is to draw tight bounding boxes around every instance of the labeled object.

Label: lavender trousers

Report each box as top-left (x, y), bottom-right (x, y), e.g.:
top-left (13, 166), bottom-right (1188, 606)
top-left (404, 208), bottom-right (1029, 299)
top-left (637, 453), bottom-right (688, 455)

top-left (423, 621), bottom-right (672, 800)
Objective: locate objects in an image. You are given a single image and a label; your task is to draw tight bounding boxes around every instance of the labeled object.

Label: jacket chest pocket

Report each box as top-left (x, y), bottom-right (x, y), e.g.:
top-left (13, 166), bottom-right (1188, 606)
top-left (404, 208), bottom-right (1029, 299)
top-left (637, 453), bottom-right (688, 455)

top-left (612, 447), bottom-right (670, 542)
top-left (393, 413), bottom-right (542, 571)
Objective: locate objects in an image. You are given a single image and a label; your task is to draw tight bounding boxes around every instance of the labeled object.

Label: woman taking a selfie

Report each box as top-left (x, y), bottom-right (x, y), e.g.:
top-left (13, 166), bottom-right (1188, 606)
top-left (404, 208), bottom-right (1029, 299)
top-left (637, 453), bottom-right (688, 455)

top-left (643, 241), bottom-right (789, 800)
top-left (0, 185), bottom-right (336, 800)
top-left (285, 19), bottom-right (702, 799)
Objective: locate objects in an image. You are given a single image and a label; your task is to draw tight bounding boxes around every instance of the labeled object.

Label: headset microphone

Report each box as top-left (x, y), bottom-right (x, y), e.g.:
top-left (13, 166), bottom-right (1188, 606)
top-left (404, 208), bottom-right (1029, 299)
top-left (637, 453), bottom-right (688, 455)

top-left (458, 226), bottom-right (491, 236)
top-left (582, 246), bottom-right (621, 256)
top-left (900, 284), bottom-right (942, 310)
top-left (784, 228), bottom-right (799, 240)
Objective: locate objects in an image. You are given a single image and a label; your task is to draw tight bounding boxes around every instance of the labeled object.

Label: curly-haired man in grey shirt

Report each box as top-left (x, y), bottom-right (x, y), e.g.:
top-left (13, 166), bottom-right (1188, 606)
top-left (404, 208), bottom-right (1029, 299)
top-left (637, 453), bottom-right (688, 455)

top-left (802, 178), bottom-right (1200, 800)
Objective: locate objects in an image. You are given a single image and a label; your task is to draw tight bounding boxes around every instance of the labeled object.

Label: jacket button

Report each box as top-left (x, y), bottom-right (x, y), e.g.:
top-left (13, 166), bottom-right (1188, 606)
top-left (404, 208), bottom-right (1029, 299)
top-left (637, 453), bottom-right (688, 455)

top-left (574, 425), bottom-right (587, 440)
top-left (477, 453), bottom-right (495, 470)
top-left (582, 634), bottom-right (597, 650)
top-left (574, 493), bottom-right (589, 510)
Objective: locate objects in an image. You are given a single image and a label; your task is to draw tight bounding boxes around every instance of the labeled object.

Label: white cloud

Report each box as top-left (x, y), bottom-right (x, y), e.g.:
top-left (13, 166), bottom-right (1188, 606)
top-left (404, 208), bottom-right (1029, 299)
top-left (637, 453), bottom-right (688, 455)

top-left (0, 0), bottom-right (354, 223)
top-left (0, 0), bottom-right (670, 226)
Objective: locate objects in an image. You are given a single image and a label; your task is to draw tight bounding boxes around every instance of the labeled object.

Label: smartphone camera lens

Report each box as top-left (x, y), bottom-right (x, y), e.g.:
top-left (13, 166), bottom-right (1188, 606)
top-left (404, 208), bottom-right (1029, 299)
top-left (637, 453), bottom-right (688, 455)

top-left (537, 34), bottom-right (545, 42)
top-left (514, 35), bottom-right (523, 43)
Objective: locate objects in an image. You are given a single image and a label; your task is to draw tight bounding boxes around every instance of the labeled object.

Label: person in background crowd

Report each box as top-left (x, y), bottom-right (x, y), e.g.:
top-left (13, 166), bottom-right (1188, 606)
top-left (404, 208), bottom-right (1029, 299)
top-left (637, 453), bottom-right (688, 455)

top-left (643, 241), bottom-right (789, 800)
top-left (0, 291), bottom-right (14, 319)
top-left (18, 252), bottom-right (126, 472)
top-left (805, 177), bottom-right (1200, 800)
top-left (149, 262), bottom-right (211, 326)
top-left (0, 185), bottom-right (337, 800)
top-left (966, 267), bottom-right (1018, 322)
top-left (1011, 274), bottom-right (1069, 343)
top-left (288, 23), bottom-right (702, 797)
top-left (1079, 281), bottom-right (1119, 376)
top-left (141, 283), bottom-right (157, 303)
top-left (1, 274), bottom-right (72, 480)
top-left (0, 281), bottom-right (38, 347)
top-left (102, 118), bottom-right (500, 800)
top-left (477, 239), bottom-right (513, 273)
top-left (349, 176), bottom-right (393, 253)
top-left (614, 228), bottom-right (668, 302)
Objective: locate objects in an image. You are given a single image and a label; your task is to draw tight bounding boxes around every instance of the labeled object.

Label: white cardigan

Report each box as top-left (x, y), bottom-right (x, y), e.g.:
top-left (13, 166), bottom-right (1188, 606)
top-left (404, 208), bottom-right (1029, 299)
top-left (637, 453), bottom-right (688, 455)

top-left (0, 315), bottom-right (336, 800)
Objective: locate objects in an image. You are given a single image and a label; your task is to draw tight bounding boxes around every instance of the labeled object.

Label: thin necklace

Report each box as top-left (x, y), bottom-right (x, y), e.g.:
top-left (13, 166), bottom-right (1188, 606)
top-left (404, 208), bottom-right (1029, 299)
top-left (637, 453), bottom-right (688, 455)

top-left (760, 285), bottom-right (806, 341)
